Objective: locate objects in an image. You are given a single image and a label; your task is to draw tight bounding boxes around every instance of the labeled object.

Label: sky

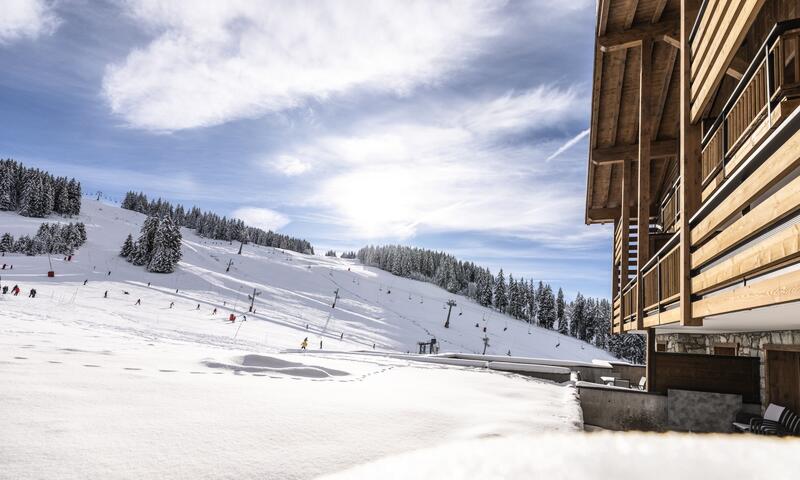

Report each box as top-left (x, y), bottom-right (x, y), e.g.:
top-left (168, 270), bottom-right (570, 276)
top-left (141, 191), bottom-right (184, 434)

top-left (0, 0), bottom-right (612, 298)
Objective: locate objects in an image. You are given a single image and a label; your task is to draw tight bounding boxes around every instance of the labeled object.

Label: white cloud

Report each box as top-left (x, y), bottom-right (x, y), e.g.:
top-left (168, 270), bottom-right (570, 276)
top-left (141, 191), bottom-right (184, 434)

top-left (273, 86), bottom-right (590, 240)
top-left (232, 207), bottom-right (290, 231)
top-left (0, 0), bottom-right (60, 44)
top-left (103, 0), bottom-right (506, 131)
top-left (272, 155), bottom-right (311, 176)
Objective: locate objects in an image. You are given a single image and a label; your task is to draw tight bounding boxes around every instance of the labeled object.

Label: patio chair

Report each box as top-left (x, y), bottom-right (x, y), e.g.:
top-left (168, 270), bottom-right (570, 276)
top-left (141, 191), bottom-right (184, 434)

top-left (636, 377), bottom-right (646, 390)
top-left (735, 404), bottom-right (800, 436)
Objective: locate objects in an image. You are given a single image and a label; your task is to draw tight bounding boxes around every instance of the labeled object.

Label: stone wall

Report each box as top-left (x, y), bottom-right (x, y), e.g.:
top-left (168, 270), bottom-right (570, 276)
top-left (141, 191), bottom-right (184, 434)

top-left (656, 329), bottom-right (800, 409)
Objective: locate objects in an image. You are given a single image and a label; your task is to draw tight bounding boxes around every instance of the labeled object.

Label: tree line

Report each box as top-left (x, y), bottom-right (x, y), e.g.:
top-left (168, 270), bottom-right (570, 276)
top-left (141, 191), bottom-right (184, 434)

top-left (120, 215), bottom-right (182, 274)
top-left (357, 244), bottom-right (644, 363)
top-left (0, 159), bottom-right (82, 217)
top-left (0, 222), bottom-right (87, 256)
top-left (121, 191), bottom-right (313, 255)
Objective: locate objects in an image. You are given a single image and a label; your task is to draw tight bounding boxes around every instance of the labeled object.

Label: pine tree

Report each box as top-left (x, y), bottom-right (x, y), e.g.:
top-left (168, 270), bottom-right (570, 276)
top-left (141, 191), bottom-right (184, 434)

top-left (0, 233), bottom-right (14, 252)
top-left (130, 216), bottom-right (160, 266)
top-left (569, 292), bottom-right (585, 338)
top-left (148, 215), bottom-right (182, 273)
top-left (538, 284), bottom-right (556, 329)
top-left (120, 234), bottom-right (134, 258)
top-left (556, 287), bottom-right (568, 334)
top-left (494, 269), bottom-right (508, 313)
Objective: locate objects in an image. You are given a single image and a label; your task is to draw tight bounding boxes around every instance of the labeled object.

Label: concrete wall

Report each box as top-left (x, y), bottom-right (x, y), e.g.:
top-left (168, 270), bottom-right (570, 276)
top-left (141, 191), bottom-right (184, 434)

top-left (578, 383), bottom-right (668, 431)
top-left (578, 383), bottom-right (754, 432)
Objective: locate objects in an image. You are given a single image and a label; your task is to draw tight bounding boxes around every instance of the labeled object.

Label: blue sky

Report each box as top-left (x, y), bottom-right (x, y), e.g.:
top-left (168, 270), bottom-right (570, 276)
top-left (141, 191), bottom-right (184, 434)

top-left (0, 0), bottom-right (612, 298)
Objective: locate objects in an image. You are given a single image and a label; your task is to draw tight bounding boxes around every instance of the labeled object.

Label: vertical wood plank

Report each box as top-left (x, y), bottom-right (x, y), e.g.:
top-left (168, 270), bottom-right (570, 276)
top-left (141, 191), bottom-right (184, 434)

top-left (637, 38), bottom-right (653, 331)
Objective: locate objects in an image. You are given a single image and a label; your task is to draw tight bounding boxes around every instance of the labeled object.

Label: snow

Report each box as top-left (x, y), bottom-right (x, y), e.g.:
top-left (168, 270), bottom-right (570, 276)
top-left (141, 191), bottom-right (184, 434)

top-left (317, 433), bottom-right (798, 479)
top-left (0, 199), bottom-right (599, 478)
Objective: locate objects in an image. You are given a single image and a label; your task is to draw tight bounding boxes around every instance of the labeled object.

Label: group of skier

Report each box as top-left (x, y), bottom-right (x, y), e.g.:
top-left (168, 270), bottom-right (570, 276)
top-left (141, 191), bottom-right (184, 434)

top-left (0, 284), bottom-right (34, 297)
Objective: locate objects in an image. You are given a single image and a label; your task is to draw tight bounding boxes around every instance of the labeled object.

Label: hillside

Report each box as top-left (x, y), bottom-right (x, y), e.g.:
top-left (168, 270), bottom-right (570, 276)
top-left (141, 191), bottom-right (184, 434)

top-left (0, 199), bottom-right (614, 361)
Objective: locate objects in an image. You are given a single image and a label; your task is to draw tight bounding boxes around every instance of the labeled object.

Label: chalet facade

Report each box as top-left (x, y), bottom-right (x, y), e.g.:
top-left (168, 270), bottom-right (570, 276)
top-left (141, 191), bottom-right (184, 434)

top-left (586, 0), bottom-right (800, 412)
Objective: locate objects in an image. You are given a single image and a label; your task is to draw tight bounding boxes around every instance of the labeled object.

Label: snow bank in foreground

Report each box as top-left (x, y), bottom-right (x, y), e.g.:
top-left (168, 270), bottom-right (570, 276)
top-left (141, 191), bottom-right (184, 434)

top-left (318, 433), bottom-right (799, 480)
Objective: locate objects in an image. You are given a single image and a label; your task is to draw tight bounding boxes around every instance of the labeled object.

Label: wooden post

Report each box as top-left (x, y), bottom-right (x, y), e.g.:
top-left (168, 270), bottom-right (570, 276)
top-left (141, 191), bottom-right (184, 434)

top-left (637, 38), bottom-right (653, 331)
top-left (612, 218), bottom-right (620, 334)
top-left (646, 327), bottom-right (657, 392)
top-left (620, 158), bottom-right (631, 330)
top-left (679, 0), bottom-right (703, 326)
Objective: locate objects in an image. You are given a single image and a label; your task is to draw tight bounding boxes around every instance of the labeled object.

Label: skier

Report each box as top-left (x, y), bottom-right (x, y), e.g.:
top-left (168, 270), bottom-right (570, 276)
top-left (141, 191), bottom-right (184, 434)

top-left (147, 282), bottom-right (151, 287)
top-left (319, 340), bottom-right (323, 349)
top-left (83, 279), bottom-right (88, 286)
top-left (1, 286), bottom-right (7, 294)
top-left (107, 271), bottom-right (111, 276)
top-left (104, 291), bottom-right (108, 298)
top-left (135, 298), bottom-right (141, 305)
top-left (301, 337), bottom-right (308, 350)
top-left (196, 304), bottom-right (200, 310)
top-left (212, 308), bottom-right (217, 315)
top-left (169, 302), bottom-right (174, 309)
top-left (12, 285), bottom-right (20, 296)
top-left (242, 315), bottom-right (247, 322)
top-left (340, 332), bottom-right (344, 340)
top-left (29, 288), bottom-right (37, 298)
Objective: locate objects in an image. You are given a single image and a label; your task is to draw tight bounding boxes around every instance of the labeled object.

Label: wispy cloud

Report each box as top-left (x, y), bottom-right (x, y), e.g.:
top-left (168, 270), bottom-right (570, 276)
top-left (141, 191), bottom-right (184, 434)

top-left (545, 128), bottom-right (589, 162)
top-left (232, 207), bottom-right (290, 231)
top-left (271, 155), bottom-right (311, 177)
top-left (102, 0), bottom-right (507, 131)
top-left (0, 0), bottom-right (60, 44)
top-left (270, 85), bottom-right (590, 241)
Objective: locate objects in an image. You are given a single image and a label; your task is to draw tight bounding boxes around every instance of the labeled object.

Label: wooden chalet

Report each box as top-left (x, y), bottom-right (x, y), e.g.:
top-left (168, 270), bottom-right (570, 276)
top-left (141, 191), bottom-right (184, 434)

top-left (586, 0), bottom-right (800, 412)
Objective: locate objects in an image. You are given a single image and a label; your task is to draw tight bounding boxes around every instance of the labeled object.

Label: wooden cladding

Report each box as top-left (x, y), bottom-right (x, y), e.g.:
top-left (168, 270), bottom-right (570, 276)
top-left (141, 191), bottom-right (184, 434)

top-left (690, 0), bottom-right (766, 123)
top-left (650, 352), bottom-right (761, 403)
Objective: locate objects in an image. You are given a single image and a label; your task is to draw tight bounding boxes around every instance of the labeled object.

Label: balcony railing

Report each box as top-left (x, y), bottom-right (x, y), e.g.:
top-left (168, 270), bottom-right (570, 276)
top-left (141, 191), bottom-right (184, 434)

top-left (641, 234), bottom-right (681, 313)
top-left (621, 280), bottom-right (637, 328)
top-left (700, 20), bottom-right (800, 195)
top-left (657, 179), bottom-right (680, 234)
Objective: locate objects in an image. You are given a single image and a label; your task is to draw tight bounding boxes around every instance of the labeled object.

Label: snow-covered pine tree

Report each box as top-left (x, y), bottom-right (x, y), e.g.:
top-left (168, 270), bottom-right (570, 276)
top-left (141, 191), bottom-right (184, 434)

top-left (130, 215), bottom-right (160, 266)
top-left (556, 287), bottom-right (568, 334)
top-left (494, 269), bottom-right (508, 313)
top-left (0, 233), bottom-right (13, 253)
top-left (538, 284), bottom-right (556, 329)
top-left (569, 292), bottom-right (585, 338)
top-left (147, 215), bottom-right (182, 273)
top-left (0, 160), bottom-right (17, 211)
top-left (66, 179), bottom-right (81, 216)
top-left (120, 234), bottom-right (134, 258)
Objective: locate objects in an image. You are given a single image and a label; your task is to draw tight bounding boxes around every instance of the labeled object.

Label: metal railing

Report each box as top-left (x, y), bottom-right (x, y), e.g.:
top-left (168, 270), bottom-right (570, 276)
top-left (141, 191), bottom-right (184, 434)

top-left (700, 20), bottom-right (800, 191)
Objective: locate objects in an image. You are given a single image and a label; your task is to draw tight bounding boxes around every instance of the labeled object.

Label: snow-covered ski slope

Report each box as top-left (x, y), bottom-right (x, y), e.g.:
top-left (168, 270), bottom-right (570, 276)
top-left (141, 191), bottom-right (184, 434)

top-left (0, 199), bottom-right (614, 361)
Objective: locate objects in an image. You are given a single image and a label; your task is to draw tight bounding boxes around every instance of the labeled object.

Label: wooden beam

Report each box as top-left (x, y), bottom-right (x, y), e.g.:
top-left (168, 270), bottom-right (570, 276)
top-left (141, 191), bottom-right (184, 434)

top-left (651, 0), bottom-right (668, 24)
top-left (599, 0), bottom-right (611, 36)
top-left (592, 139), bottom-right (677, 164)
top-left (652, 46), bottom-right (678, 138)
top-left (679, 0), bottom-right (702, 327)
top-left (693, 268), bottom-right (800, 318)
top-left (636, 38), bottom-right (653, 331)
top-left (598, 21), bottom-right (680, 52)
top-left (586, 207), bottom-right (621, 222)
top-left (692, 224), bottom-right (800, 295)
top-left (725, 54), bottom-right (749, 80)
top-left (624, 0), bottom-right (639, 29)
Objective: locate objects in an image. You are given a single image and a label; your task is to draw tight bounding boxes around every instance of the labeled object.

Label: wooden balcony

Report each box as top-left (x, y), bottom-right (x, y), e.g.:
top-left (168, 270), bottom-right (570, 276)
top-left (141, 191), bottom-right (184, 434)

top-left (621, 280), bottom-right (638, 331)
top-left (700, 21), bottom-right (800, 202)
top-left (657, 179), bottom-right (680, 234)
